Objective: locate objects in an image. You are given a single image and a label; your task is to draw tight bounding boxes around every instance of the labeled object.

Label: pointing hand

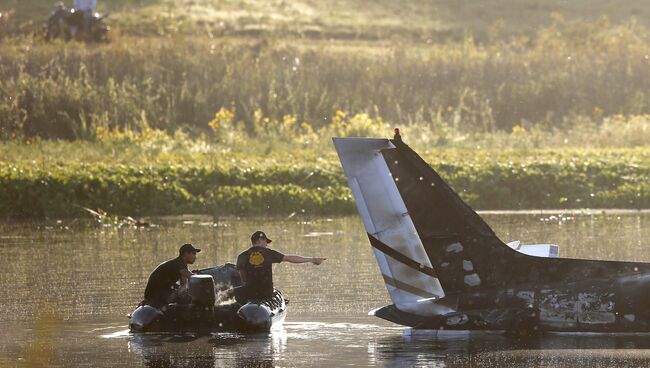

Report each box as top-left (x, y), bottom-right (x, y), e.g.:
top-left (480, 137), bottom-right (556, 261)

top-left (311, 257), bottom-right (326, 265)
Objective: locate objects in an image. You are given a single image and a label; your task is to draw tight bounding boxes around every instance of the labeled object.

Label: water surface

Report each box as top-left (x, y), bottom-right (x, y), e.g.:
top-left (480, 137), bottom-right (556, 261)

top-left (2, 211), bottom-right (650, 367)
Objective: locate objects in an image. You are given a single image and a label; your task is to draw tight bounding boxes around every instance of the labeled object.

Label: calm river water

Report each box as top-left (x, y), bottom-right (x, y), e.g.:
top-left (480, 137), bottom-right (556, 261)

top-left (3, 211), bottom-right (650, 367)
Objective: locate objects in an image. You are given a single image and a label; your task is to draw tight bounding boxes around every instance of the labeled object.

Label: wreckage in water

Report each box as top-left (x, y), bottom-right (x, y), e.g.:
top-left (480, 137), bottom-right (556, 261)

top-left (333, 136), bottom-right (650, 334)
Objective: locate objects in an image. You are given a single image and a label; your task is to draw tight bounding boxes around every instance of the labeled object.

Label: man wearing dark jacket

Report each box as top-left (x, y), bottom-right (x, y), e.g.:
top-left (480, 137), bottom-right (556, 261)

top-left (144, 243), bottom-right (200, 308)
top-left (235, 231), bottom-right (325, 303)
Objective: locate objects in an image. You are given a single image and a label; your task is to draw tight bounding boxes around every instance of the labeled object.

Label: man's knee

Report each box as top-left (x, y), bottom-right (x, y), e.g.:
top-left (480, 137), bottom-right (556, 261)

top-left (146, 289), bottom-right (174, 308)
top-left (147, 295), bottom-right (168, 308)
top-left (81, 11), bottom-right (91, 31)
top-left (233, 285), bottom-right (249, 304)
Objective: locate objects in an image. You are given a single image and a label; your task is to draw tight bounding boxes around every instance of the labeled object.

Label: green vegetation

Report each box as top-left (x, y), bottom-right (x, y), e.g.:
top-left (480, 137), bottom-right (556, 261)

top-left (3, 126), bottom-right (650, 218)
top-left (2, 1), bottom-right (650, 217)
top-left (0, 161), bottom-right (352, 218)
top-left (4, 149), bottom-right (650, 219)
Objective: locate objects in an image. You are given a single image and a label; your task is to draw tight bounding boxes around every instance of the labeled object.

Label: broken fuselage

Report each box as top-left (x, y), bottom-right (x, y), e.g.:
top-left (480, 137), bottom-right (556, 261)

top-left (334, 137), bottom-right (650, 333)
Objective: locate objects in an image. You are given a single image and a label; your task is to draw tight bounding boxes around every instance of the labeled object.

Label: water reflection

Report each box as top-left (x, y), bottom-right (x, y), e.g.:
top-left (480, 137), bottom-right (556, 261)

top-left (126, 324), bottom-right (650, 368)
top-left (371, 332), bottom-right (650, 367)
top-left (129, 330), bottom-right (287, 368)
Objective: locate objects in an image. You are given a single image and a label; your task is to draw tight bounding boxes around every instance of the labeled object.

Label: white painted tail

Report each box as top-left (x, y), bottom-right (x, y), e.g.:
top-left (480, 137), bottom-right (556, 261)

top-left (333, 138), bottom-right (448, 317)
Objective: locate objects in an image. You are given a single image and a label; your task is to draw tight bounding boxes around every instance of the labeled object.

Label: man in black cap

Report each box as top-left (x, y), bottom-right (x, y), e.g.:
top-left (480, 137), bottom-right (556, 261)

top-left (235, 231), bottom-right (326, 303)
top-left (143, 243), bottom-right (200, 308)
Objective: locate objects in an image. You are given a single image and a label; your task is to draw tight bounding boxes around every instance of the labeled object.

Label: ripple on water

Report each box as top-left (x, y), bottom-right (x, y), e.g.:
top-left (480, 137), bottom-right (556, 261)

top-left (4, 214), bottom-right (650, 366)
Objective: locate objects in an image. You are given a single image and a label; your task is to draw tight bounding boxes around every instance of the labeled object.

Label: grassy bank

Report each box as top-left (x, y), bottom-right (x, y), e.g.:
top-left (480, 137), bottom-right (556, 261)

top-left (2, 1), bottom-right (650, 218)
top-left (3, 134), bottom-right (650, 218)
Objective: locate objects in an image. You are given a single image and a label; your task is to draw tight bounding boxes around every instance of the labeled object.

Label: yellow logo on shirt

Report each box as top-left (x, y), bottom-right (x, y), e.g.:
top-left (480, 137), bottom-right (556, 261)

top-left (249, 251), bottom-right (265, 267)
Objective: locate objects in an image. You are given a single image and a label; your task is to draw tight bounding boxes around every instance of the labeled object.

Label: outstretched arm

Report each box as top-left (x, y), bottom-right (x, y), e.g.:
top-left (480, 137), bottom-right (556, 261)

top-left (283, 255), bottom-right (327, 265)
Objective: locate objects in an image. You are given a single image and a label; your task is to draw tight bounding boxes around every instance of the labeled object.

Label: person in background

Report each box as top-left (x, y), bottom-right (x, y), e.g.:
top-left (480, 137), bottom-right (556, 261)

top-left (143, 243), bottom-right (200, 308)
top-left (235, 231), bottom-right (326, 303)
top-left (72, 0), bottom-right (96, 32)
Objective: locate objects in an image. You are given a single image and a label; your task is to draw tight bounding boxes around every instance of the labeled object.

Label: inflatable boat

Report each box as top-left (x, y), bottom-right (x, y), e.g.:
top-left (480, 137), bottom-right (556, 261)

top-left (128, 263), bottom-right (287, 333)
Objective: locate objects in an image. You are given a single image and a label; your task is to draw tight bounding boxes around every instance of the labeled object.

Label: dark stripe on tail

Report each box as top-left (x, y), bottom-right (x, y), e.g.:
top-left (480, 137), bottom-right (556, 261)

top-left (368, 234), bottom-right (437, 278)
top-left (381, 274), bottom-right (439, 299)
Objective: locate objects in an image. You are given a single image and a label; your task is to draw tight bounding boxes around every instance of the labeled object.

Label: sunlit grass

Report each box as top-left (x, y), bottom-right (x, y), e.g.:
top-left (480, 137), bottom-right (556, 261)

top-left (1, 18), bottom-right (649, 141)
top-left (3, 0), bottom-right (650, 40)
top-left (4, 112), bottom-right (650, 168)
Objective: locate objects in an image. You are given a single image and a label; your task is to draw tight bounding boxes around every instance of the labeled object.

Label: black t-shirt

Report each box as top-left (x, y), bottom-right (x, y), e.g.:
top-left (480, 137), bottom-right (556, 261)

top-left (144, 257), bottom-right (188, 300)
top-left (236, 246), bottom-right (284, 298)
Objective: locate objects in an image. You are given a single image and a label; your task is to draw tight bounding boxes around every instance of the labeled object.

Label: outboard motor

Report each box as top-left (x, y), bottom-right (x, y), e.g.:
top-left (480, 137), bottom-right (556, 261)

top-left (237, 303), bottom-right (272, 331)
top-left (129, 305), bottom-right (163, 332)
top-left (188, 274), bottom-right (216, 306)
top-left (197, 263), bottom-right (242, 291)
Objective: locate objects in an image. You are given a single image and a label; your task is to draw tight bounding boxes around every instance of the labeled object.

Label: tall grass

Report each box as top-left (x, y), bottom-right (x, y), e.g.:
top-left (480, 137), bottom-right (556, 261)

top-left (1, 18), bottom-right (649, 140)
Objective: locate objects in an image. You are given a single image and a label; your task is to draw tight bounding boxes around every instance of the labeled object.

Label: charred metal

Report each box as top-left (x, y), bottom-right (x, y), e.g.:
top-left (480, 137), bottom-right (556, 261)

top-left (334, 137), bottom-right (650, 334)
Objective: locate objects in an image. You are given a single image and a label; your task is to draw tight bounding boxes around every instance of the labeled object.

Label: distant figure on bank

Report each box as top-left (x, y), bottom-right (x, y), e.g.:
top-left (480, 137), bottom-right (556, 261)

top-left (143, 243), bottom-right (200, 308)
top-left (393, 127), bottom-right (402, 143)
top-left (235, 231), bottom-right (326, 303)
top-left (72, 0), bottom-right (96, 32)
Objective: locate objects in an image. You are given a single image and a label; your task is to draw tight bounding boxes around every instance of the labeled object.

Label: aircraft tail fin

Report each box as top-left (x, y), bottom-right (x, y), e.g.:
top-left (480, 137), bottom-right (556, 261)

top-left (333, 138), bottom-right (449, 317)
top-left (333, 137), bottom-right (526, 302)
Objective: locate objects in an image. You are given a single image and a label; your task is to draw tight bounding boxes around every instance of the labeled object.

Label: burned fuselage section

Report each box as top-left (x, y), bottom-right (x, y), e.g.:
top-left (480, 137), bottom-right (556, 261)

top-left (334, 137), bottom-right (650, 333)
top-left (403, 276), bottom-right (650, 332)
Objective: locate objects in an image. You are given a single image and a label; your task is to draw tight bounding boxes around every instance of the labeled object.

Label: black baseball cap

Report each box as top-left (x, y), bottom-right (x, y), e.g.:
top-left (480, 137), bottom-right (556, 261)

top-left (251, 231), bottom-right (272, 244)
top-left (179, 243), bottom-right (201, 254)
